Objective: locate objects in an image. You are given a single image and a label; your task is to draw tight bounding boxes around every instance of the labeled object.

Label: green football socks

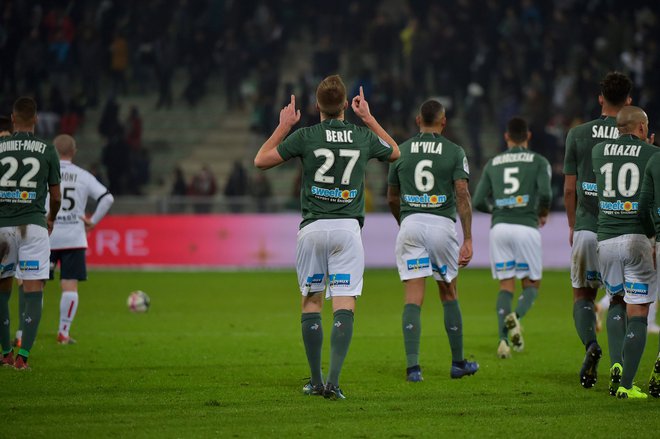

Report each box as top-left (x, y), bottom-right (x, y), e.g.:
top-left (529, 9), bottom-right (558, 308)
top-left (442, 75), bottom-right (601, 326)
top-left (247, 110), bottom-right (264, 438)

top-left (301, 312), bottom-right (323, 386)
top-left (607, 302), bottom-right (627, 366)
top-left (573, 299), bottom-right (597, 347)
top-left (621, 316), bottom-right (647, 389)
top-left (515, 286), bottom-right (538, 319)
top-left (496, 290), bottom-right (513, 340)
top-left (327, 309), bottom-right (354, 386)
top-left (0, 291), bottom-right (10, 354)
top-left (19, 291), bottom-right (43, 358)
top-left (443, 300), bottom-right (464, 362)
top-left (18, 284), bottom-right (25, 332)
top-left (402, 303), bottom-right (421, 368)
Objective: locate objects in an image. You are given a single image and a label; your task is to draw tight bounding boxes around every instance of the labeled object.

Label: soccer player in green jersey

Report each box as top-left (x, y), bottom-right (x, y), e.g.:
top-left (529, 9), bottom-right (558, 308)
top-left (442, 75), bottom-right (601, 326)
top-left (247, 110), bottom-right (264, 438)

top-left (563, 71), bottom-right (632, 389)
top-left (254, 75), bottom-right (399, 399)
top-left (592, 106), bottom-right (659, 399)
top-left (0, 97), bottom-right (61, 370)
top-left (639, 148), bottom-right (660, 398)
top-left (387, 99), bottom-right (478, 382)
top-left (473, 117), bottom-right (552, 359)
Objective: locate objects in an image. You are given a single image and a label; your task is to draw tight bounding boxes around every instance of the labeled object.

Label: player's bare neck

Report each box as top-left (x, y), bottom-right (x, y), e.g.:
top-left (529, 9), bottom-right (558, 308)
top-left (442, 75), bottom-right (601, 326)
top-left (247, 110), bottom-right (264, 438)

top-left (601, 103), bottom-right (623, 118)
top-left (419, 126), bottom-right (442, 134)
top-left (507, 143), bottom-right (528, 149)
top-left (320, 114), bottom-right (345, 122)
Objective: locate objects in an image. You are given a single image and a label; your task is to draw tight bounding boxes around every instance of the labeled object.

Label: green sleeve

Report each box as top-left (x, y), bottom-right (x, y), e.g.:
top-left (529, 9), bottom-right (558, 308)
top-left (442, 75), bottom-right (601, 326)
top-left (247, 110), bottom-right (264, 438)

top-left (453, 147), bottom-right (470, 182)
top-left (563, 128), bottom-right (577, 175)
top-left (536, 156), bottom-right (552, 213)
top-left (276, 129), bottom-right (304, 161)
top-left (387, 162), bottom-right (399, 187)
top-left (473, 163), bottom-right (493, 213)
top-left (366, 129), bottom-right (394, 162)
top-left (48, 146), bottom-right (61, 185)
top-left (639, 157), bottom-right (656, 238)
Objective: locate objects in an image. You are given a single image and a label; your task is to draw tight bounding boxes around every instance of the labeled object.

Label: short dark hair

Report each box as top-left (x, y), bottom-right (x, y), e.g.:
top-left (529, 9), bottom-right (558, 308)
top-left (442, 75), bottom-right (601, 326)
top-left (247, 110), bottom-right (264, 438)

top-left (419, 99), bottom-right (445, 125)
top-left (316, 75), bottom-right (346, 118)
top-left (506, 117), bottom-right (529, 144)
top-left (0, 115), bottom-right (11, 132)
top-left (600, 72), bottom-right (632, 106)
top-left (13, 97), bottom-right (38, 125)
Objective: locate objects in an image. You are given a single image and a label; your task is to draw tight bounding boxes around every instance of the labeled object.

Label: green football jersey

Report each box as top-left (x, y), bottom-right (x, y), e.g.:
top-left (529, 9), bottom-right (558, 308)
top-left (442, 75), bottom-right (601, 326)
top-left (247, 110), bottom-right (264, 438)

top-left (387, 132), bottom-right (469, 222)
top-left (592, 134), bottom-right (659, 241)
top-left (0, 132), bottom-right (61, 228)
top-left (277, 119), bottom-right (393, 228)
top-left (473, 145), bottom-right (552, 228)
top-left (639, 153), bottom-right (660, 241)
top-left (563, 116), bottom-right (619, 233)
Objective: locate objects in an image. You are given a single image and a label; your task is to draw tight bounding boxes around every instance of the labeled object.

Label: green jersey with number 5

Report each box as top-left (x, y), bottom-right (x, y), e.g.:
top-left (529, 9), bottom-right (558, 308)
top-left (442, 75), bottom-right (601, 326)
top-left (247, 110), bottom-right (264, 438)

top-left (277, 119), bottom-right (393, 228)
top-left (387, 132), bottom-right (469, 222)
top-left (592, 134), bottom-right (659, 241)
top-left (473, 145), bottom-right (552, 228)
top-left (0, 132), bottom-right (61, 228)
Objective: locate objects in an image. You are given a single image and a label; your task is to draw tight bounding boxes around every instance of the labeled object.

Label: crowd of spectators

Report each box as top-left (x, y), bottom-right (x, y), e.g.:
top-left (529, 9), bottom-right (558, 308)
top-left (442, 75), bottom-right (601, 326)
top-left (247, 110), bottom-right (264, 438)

top-left (1, 0), bottom-right (659, 211)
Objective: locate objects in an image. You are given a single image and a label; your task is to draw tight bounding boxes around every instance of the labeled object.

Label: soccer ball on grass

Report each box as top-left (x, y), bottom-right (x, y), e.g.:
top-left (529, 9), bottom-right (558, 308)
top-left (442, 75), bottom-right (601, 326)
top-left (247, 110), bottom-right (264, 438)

top-left (127, 290), bottom-right (150, 313)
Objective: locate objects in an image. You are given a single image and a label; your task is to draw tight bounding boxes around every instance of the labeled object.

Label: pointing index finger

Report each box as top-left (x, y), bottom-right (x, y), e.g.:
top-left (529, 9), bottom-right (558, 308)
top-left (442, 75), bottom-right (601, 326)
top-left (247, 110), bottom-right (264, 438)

top-left (290, 94), bottom-right (296, 106)
top-left (359, 86), bottom-right (364, 100)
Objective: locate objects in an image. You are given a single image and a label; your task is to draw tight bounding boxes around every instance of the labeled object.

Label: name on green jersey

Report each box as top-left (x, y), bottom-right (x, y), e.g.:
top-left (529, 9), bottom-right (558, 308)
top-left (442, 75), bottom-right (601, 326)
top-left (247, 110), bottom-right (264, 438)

top-left (592, 125), bottom-right (618, 139)
top-left (492, 152), bottom-right (534, 166)
top-left (603, 143), bottom-right (641, 157)
top-left (410, 141), bottom-right (442, 154)
top-left (325, 130), bottom-right (353, 143)
top-left (0, 139), bottom-right (48, 154)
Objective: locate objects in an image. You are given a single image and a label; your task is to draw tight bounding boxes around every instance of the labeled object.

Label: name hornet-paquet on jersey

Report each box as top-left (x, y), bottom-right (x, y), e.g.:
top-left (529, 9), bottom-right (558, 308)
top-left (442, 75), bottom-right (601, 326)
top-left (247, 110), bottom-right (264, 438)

top-left (0, 132), bottom-right (61, 228)
top-left (277, 119), bottom-right (393, 228)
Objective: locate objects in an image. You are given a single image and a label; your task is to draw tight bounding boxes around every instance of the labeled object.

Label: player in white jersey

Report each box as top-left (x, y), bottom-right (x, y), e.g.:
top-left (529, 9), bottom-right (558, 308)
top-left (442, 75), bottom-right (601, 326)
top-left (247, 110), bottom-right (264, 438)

top-left (49, 134), bottom-right (114, 344)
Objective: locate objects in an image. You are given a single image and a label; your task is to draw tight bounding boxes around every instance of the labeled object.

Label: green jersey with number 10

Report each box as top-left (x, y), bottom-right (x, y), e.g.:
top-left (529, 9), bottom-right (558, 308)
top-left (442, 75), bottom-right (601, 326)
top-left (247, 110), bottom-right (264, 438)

top-left (0, 132), bottom-right (61, 228)
top-left (277, 119), bottom-right (393, 228)
top-left (592, 134), bottom-right (659, 241)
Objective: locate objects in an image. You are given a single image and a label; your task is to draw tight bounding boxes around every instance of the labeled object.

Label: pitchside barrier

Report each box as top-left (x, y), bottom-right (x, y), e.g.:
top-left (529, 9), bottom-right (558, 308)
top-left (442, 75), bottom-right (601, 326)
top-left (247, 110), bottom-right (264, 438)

top-left (85, 212), bottom-right (571, 270)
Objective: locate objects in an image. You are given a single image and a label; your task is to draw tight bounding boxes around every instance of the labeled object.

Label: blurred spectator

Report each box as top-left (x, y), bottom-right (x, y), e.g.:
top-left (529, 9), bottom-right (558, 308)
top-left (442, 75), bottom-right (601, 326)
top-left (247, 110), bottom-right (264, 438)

top-left (190, 165), bottom-right (217, 214)
top-left (249, 171), bottom-right (272, 213)
top-left (98, 96), bottom-right (121, 140)
top-left (170, 166), bottom-right (188, 213)
top-left (101, 130), bottom-right (131, 195)
top-left (224, 161), bottom-right (248, 213)
top-left (110, 31), bottom-right (129, 95)
top-left (125, 106), bottom-right (143, 150)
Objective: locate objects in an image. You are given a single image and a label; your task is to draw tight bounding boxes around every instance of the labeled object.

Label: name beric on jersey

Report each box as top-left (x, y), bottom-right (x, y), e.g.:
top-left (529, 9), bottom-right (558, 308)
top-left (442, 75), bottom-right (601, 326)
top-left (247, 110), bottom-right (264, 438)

top-left (603, 143), bottom-right (641, 157)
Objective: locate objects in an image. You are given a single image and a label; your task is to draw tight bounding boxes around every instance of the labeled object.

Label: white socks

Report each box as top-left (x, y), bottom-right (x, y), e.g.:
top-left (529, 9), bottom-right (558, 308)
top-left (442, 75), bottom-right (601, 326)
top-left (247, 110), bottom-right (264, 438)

top-left (59, 291), bottom-right (79, 337)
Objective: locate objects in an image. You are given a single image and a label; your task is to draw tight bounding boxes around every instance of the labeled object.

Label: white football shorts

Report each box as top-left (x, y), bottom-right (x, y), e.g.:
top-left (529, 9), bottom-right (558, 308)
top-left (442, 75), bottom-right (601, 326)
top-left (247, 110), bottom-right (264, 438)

top-left (395, 213), bottom-right (459, 283)
top-left (0, 224), bottom-right (50, 281)
top-left (570, 230), bottom-right (602, 289)
top-left (489, 223), bottom-right (542, 281)
top-left (597, 234), bottom-right (657, 305)
top-left (296, 218), bottom-right (364, 299)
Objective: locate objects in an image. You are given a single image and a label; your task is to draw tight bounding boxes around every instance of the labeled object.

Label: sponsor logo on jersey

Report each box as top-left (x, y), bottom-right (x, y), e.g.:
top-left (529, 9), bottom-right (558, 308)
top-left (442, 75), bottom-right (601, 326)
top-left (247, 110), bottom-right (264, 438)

top-left (0, 189), bottom-right (36, 203)
top-left (581, 182), bottom-right (598, 197)
top-left (495, 195), bottom-right (529, 208)
top-left (657, 207), bottom-right (660, 215)
top-left (599, 200), bottom-right (638, 214)
top-left (407, 257), bottom-right (430, 271)
top-left (329, 273), bottom-right (350, 287)
top-left (625, 282), bottom-right (648, 295)
top-left (19, 260), bottom-right (39, 271)
top-left (402, 193), bottom-right (447, 207)
top-left (305, 273), bottom-right (324, 288)
top-left (311, 186), bottom-right (357, 203)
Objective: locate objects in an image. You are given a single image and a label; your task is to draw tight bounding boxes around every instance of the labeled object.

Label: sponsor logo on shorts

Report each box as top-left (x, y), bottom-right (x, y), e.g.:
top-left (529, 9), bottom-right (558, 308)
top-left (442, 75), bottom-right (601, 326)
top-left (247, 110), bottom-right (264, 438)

top-left (515, 262), bottom-right (529, 271)
top-left (604, 281), bottom-right (624, 294)
top-left (432, 264), bottom-right (448, 276)
top-left (0, 263), bottom-right (15, 274)
top-left (495, 195), bottom-right (529, 208)
top-left (625, 282), bottom-right (649, 295)
top-left (305, 273), bottom-right (324, 287)
top-left (586, 271), bottom-right (601, 281)
top-left (495, 260), bottom-right (515, 272)
top-left (657, 207), bottom-right (660, 215)
top-left (402, 193), bottom-right (447, 208)
top-left (407, 257), bottom-right (430, 271)
top-left (581, 182), bottom-right (598, 197)
top-left (329, 273), bottom-right (350, 287)
top-left (19, 260), bottom-right (39, 271)
top-left (0, 189), bottom-right (36, 203)
top-left (310, 186), bottom-right (358, 203)
top-left (599, 200), bottom-right (638, 214)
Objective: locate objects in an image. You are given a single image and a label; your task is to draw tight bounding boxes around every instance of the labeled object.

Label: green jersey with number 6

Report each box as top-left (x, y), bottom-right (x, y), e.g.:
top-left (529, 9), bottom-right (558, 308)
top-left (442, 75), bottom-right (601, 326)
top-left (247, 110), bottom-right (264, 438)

top-left (0, 132), bottom-right (61, 228)
top-left (639, 153), bottom-right (660, 241)
top-left (592, 134), bottom-right (659, 241)
top-left (277, 119), bottom-right (393, 228)
top-left (473, 145), bottom-right (552, 228)
top-left (563, 116), bottom-right (619, 233)
top-left (387, 132), bottom-right (469, 222)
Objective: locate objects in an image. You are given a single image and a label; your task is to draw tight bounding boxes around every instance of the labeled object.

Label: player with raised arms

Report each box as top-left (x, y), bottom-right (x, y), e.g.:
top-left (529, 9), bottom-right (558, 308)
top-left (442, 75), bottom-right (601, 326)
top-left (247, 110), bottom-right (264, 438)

top-left (563, 71), bottom-right (632, 389)
top-left (592, 106), bottom-right (658, 399)
top-left (387, 99), bottom-right (478, 382)
top-left (0, 97), bottom-right (61, 370)
top-left (254, 76), bottom-right (399, 399)
top-left (473, 117), bottom-right (552, 359)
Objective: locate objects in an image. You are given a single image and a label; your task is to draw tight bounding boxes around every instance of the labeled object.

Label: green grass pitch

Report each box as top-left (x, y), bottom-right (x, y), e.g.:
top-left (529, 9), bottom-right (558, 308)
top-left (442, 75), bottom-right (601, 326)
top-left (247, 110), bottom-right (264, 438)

top-left (3, 269), bottom-right (660, 438)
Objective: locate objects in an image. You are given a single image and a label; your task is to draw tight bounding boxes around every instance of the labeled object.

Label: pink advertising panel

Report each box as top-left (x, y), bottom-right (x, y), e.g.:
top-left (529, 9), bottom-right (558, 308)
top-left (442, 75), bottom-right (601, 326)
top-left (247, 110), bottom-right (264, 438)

top-left (86, 213), bottom-right (571, 269)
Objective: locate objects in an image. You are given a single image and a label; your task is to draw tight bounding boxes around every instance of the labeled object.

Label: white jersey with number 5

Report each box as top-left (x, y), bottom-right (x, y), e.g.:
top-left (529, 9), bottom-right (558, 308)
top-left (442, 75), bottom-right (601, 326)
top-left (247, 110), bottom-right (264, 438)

top-left (50, 160), bottom-right (112, 250)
